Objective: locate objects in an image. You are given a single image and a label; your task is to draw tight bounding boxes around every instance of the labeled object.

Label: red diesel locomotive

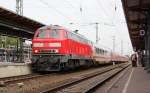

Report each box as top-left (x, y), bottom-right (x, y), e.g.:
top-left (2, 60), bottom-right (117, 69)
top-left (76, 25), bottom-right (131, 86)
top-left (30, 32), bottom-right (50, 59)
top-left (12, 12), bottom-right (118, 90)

top-left (32, 25), bottom-right (94, 71)
top-left (31, 25), bottom-right (128, 71)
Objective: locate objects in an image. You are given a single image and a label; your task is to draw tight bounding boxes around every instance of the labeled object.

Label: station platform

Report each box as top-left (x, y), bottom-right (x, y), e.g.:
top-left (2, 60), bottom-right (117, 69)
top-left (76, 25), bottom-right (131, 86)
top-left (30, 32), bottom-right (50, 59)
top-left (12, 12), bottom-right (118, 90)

top-left (0, 63), bottom-right (32, 78)
top-left (109, 66), bottom-right (150, 93)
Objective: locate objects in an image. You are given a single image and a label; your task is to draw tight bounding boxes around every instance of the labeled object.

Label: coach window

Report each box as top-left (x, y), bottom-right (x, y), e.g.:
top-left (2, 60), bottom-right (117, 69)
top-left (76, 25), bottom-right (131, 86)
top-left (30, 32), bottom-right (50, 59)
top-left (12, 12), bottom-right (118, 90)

top-left (102, 51), bottom-right (104, 55)
top-left (98, 49), bottom-right (100, 54)
top-left (104, 51), bottom-right (106, 55)
top-left (101, 50), bottom-right (103, 54)
top-left (96, 48), bottom-right (98, 54)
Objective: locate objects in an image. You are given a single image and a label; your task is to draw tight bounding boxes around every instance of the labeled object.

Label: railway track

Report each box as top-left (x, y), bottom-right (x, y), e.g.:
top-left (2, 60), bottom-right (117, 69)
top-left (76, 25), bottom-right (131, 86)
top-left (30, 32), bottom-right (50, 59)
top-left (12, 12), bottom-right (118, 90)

top-left (0, 65), bottom-right (112, 86)
top-left (0, 73), bottom-right (47, 86)
top-left (40, 63), bottom-right (129, 93)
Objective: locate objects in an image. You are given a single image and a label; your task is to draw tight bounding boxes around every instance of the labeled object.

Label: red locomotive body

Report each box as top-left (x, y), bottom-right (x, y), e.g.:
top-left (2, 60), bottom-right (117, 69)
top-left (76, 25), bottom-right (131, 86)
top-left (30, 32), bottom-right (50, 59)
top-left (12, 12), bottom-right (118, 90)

top-left (32, 25), bottom-right (93, 71)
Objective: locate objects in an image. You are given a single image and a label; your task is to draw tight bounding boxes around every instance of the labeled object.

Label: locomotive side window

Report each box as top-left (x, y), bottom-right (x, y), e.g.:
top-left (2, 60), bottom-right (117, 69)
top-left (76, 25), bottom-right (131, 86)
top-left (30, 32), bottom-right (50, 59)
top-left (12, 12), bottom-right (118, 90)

top-left (49, 29), bottom-right (60, 38)
top-left (36, 29), bottom-right (46, 38)
top-left (64, 31), bottom-right (68, 38)
top-left (66, 31), bottom-right (71, 39)
top-left (66, 31), bottom-right (89, 44)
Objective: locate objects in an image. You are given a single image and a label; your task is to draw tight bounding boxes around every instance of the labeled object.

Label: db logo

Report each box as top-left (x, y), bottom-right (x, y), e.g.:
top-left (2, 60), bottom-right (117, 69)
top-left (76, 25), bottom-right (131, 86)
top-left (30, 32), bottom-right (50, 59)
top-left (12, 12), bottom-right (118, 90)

top-left (140, 30), bottom-right (145, 36)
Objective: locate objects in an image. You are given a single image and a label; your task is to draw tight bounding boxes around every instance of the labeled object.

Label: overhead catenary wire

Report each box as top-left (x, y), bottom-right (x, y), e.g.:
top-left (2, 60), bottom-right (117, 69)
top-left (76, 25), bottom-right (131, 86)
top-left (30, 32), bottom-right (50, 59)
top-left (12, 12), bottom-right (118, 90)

top-left (96, 0), bottom-right (122, 29)
top-left (58, 0), bottom-right (80, 15)
top-left (80, 0), bottom-right (114, 27)
top-left (96, 0), bottom-right (112, 20)
top-left (61, 0), bottom-right (85, 25)
top-left (38, 0), bottom-right (73, 21)
top-left (63, 0), bottom-right (77, 9)
top-left (38, 0), bottom-right (114, 26)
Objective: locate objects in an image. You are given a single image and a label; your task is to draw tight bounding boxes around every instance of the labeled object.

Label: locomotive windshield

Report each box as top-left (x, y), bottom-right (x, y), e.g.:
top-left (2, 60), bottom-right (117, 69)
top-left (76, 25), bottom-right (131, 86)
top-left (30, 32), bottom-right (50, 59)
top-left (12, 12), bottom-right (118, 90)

top-left (48, 29), bottom-right (60, 38)
top-left (36, 28), bottom-right (60, 38)
top-left (36, 29), bottom-right (46, 38)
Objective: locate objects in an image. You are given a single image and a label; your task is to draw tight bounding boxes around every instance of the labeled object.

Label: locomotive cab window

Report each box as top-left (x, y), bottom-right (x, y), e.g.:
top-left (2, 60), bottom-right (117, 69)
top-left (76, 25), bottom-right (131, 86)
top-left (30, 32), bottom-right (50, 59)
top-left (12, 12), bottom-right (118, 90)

top-left (36, 29), bottom-right (46, 38)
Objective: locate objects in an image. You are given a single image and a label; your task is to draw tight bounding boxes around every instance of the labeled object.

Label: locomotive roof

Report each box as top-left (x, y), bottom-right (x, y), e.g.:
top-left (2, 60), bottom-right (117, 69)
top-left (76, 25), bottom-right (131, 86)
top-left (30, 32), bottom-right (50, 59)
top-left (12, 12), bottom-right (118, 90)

top-left (38, 25), bottom-right (61, 30)
top-left (68, 29), bottom-right (90, 41)
top-left (39, 25), bottom-right (93, 44)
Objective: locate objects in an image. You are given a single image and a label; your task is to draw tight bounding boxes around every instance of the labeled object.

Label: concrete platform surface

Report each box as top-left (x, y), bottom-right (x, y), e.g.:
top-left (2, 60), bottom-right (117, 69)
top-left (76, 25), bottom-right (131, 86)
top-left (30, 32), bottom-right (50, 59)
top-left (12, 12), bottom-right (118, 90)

top-left (109, 67), bottom-right (150, 93)
top-left (0, 63), bottom-right (32, 78)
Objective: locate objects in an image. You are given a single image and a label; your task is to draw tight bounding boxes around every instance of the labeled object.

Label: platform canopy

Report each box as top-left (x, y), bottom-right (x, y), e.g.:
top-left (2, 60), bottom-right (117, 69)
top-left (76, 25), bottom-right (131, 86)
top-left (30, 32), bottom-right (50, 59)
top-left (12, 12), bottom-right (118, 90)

top-left (121, 0), bottom-right (150, 50)
top-left (0, 7), bottom-right (45, 38)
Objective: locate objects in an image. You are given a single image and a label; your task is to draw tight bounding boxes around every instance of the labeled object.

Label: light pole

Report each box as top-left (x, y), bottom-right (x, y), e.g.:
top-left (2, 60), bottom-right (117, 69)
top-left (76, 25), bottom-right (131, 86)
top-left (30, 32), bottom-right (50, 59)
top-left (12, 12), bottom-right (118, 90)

top-left (16, 0), bottom-right (23, 15)
top-left (89, 22), bottom-right (100, 44)
top-left (112, 36), bottom-right (115, 53)
top-left (95, 22), bottom-right (99, 44)
top-left (121, 40), bottom-right (123, 55)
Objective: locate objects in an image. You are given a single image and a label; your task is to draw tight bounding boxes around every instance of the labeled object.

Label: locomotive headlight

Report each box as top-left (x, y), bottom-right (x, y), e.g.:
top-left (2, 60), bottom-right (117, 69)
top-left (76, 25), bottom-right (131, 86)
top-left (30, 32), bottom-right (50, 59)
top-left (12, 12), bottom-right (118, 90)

top-left (49, 42), bottom-right (61, 47)
top-left (55, 49), bottom-right (59, 53)
top-left (34, 50), bottom-right (38, 53)
top-left (33, 43), bottom-right (44, 47)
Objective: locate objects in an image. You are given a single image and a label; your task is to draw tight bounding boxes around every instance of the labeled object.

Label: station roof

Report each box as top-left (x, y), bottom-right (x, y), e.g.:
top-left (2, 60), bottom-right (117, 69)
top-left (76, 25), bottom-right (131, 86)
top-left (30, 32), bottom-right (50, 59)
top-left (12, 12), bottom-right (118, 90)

top-left (121, 0), bottom-right (150, 50)
top-left (0, 7), bottom-right (45, 38)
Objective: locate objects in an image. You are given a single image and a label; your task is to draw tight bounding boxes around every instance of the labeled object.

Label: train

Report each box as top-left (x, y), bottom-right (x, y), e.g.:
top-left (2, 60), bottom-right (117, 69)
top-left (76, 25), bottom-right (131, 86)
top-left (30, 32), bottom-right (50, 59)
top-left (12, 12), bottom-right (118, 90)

top-left (31, 25), bottom-right (128, 71)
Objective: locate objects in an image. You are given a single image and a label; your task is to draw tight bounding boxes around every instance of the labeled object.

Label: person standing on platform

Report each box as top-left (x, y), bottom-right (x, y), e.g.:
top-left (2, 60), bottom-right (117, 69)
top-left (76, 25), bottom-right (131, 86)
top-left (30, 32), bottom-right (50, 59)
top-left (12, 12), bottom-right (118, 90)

top-left (140, 51), bottom-right (145, 67)
top-left (131, 53), bottom-right (137, 67)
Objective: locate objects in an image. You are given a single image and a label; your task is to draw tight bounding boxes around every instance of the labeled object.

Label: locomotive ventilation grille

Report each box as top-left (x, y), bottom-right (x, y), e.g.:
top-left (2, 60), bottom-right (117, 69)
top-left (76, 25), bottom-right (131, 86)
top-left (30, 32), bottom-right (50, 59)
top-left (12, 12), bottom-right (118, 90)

top-left (34, 49), bottom-right (59, 54)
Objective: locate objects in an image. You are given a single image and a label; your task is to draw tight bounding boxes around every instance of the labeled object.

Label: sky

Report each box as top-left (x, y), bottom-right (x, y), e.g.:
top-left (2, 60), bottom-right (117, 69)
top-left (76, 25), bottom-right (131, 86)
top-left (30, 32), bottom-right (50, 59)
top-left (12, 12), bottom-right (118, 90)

top-left (0, 0), bottom-right (133, 55)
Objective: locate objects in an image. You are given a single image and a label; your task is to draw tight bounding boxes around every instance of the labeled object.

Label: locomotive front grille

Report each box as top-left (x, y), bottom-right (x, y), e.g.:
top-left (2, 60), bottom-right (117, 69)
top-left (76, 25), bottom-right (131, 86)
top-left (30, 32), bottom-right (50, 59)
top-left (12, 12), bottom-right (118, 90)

top-left (39, 49), bottom-right (59, 53)
top-left (33, 49), bottom-right (59, 54)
